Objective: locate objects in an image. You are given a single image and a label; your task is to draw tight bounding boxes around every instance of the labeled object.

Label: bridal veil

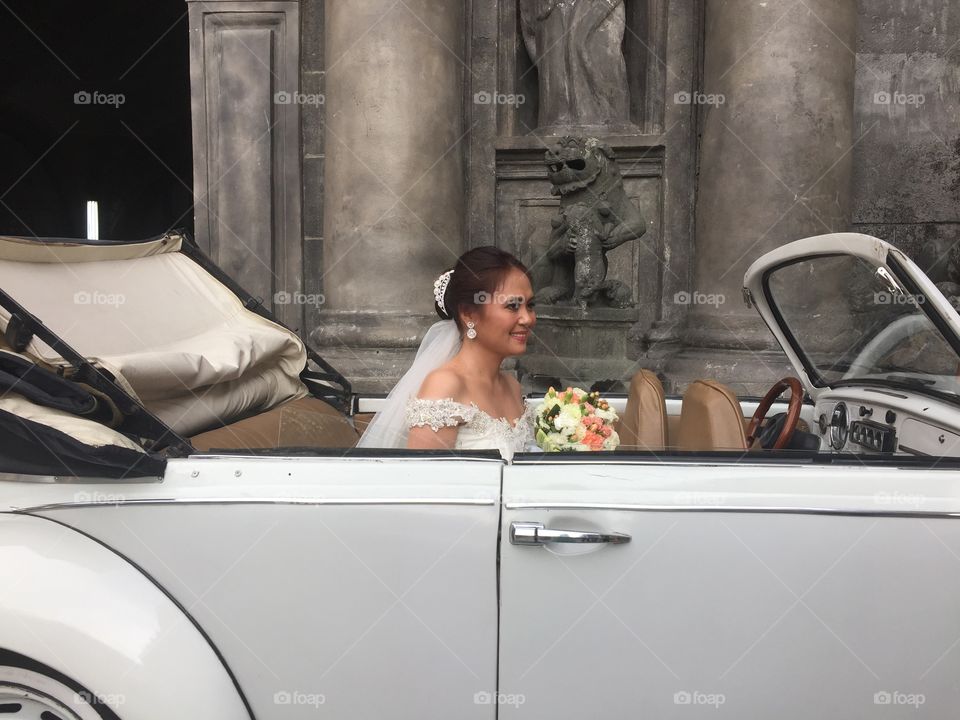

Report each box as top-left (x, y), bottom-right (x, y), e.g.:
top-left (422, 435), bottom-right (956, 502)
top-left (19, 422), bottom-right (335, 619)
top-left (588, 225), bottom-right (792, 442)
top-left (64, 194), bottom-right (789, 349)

top-left (356, 320), bottom-right (462, 448)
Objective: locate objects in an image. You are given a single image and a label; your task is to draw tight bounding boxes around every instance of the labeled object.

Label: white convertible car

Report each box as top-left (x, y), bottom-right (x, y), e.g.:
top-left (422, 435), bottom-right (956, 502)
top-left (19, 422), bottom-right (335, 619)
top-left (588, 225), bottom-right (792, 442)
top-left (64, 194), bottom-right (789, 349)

top-left (1, 231), bottom-right (959, 719)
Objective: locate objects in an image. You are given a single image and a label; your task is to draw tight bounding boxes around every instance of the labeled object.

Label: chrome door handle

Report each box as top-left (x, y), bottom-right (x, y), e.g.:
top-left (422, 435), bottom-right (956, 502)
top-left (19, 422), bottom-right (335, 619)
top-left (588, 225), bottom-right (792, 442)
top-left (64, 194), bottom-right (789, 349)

top-left (510, 521), bottom-right (631, 546)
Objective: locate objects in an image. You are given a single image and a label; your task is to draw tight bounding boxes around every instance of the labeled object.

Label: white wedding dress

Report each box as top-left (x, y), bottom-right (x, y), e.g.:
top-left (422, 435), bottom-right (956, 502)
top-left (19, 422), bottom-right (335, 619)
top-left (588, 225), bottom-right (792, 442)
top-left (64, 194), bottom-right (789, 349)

top-left (405, 398), bottom-right (536, 461)
top-left (356, 320), bottom-right (537, 460)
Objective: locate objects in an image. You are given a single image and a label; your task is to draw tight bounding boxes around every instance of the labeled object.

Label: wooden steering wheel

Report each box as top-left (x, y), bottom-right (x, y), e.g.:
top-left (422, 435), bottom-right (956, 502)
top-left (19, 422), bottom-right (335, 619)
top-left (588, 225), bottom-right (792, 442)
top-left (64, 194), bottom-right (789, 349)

top-left (745, 377), bottom-right (803, 449)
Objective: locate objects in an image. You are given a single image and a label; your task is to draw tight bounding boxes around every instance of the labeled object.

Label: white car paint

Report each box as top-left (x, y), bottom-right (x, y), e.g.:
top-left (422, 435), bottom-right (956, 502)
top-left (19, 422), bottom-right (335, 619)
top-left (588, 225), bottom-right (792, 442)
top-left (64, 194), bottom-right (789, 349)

top-left (0, 513), bottom-right (252, 719)
top-left (499, 459), bottom-right (960, 717)
top-left (15, 457), bottom-right (503, 720)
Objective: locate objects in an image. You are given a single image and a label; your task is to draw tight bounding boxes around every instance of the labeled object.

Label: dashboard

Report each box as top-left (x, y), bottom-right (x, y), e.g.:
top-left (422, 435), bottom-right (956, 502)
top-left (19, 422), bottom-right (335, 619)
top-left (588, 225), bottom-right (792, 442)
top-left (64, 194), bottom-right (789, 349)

top-left (814, 387), bottom-right (960, 457)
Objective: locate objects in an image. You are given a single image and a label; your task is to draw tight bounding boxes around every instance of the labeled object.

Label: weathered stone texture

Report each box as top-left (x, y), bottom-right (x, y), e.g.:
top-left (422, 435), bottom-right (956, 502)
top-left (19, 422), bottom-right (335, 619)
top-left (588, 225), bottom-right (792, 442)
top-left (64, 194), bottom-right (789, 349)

top-left (288, 0), bottom-right (960, 392)
top-left (853, 0), bottom-right (960, 271)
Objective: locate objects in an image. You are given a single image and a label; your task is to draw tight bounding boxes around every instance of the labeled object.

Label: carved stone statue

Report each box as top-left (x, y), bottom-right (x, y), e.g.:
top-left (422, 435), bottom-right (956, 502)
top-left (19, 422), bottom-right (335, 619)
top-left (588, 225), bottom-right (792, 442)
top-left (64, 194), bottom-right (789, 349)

top-left (539, 137), bottom-right (646, 309)
top-left (520, 0), bottom-right (633, 133)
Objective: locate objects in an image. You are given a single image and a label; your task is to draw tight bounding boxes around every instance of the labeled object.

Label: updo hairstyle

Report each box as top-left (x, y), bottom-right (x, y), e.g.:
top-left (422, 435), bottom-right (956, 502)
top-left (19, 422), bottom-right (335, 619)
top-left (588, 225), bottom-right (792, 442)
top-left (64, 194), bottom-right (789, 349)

top-left (434, 246), bottom-right (531, 331)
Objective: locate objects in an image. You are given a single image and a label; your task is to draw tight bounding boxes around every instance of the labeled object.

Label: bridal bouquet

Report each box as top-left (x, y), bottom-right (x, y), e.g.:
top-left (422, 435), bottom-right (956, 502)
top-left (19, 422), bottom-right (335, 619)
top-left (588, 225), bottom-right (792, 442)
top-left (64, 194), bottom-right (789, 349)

top-left (533, 387), bottom-right (620, 452)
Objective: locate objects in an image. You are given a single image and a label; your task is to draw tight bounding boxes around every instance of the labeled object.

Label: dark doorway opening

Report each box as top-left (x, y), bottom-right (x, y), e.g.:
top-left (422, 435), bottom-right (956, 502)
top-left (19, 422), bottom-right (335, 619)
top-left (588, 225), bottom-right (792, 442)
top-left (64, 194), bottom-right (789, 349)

top-left (0, 1), bottom-right (193, 240)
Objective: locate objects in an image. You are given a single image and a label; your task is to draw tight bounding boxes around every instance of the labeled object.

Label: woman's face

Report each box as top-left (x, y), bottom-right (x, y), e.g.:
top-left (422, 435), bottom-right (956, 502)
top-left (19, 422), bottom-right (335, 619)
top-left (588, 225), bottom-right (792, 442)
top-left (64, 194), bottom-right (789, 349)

top-left (466, 268), bottom-right (536, 356)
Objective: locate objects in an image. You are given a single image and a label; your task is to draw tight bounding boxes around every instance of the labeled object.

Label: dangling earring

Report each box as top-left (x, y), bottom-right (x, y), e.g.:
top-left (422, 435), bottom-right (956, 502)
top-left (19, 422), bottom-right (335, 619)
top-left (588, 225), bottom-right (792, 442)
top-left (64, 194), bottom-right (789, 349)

top-left (466, 321), bottom-right (477, 340)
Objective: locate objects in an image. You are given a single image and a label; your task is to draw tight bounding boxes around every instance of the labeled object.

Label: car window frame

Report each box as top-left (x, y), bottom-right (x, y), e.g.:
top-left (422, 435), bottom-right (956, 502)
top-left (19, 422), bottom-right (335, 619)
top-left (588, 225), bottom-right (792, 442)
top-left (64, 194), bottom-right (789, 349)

top-left (760, 251), bottom-right (960, 408)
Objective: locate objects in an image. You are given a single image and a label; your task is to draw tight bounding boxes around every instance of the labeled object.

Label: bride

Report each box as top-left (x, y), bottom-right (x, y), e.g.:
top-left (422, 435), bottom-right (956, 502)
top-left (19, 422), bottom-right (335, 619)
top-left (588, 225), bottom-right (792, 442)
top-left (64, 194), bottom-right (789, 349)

top-left (357, 246), bottom-right (537, 459)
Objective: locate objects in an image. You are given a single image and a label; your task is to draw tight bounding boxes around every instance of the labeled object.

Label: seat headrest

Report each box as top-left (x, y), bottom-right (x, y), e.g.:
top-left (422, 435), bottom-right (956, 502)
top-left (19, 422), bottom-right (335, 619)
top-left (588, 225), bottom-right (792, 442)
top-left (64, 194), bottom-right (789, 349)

top-left (618, 369), bottom-right (668, 450)
top-left (675, 379), bottom-right (747, 451)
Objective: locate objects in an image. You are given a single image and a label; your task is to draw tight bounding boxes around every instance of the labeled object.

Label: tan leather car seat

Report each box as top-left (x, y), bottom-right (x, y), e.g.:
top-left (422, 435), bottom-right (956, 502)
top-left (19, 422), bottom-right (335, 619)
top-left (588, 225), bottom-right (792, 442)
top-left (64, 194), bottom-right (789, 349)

top-left (675, 380), bottom-right (748, 451)
top-left (618, 369), bottom-right (668, 450)
top-left (190, 396), bottom-right (360, 451)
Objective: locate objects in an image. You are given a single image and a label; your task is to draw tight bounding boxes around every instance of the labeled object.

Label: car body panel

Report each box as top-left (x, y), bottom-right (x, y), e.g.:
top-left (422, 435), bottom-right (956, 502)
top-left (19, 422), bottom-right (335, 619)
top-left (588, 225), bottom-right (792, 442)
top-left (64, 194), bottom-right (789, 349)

top-left (0, 513), bottom-right (252, 719)
top-left (1, 455), bottom-right (502, 512)
top-left (499, 459), bottom-right (960, 717)
top-left (22, 456), bottom-right (502, 719)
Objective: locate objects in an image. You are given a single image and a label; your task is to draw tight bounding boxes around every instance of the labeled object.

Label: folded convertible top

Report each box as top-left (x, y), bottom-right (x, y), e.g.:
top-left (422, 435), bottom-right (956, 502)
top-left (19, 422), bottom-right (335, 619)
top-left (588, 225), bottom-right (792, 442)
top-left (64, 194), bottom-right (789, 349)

top-left (0, 230), bottom-right (352, 476)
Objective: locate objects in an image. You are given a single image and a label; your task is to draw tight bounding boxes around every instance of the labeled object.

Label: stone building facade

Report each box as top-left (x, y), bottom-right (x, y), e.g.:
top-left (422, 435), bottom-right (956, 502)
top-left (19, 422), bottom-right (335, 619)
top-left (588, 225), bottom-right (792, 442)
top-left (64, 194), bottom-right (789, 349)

top-left (185, 0), bottom-right (960, 395)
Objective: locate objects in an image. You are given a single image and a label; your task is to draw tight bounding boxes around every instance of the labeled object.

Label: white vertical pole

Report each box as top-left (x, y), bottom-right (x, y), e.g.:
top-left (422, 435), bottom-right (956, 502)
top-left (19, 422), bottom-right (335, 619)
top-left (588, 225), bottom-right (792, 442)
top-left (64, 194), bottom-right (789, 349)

top-left (86, 201), bottom-right (99, 240)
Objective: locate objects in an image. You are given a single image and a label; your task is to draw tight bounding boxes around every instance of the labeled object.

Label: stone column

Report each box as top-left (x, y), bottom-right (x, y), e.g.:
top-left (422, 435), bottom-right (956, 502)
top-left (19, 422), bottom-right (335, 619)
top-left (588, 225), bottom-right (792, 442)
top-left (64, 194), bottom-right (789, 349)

top-left (669, 0), bottom-right (857, 394)
top-left (316, 0), bottom-right (465, 390)
top-left (187, 0), bottom-right (303, 331)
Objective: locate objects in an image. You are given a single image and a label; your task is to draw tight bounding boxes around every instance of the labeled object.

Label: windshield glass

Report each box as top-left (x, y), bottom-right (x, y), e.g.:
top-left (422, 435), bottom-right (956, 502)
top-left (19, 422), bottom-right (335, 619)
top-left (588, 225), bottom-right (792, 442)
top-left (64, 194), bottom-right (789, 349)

top-left (765, 253), bottom-right (960, 400)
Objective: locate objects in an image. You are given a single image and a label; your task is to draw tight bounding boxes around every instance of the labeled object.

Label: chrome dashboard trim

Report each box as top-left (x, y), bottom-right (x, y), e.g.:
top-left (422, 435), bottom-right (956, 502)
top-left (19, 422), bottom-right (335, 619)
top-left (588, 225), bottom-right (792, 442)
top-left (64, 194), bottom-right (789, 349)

top-left (863, 388), bottom-right (909, 399)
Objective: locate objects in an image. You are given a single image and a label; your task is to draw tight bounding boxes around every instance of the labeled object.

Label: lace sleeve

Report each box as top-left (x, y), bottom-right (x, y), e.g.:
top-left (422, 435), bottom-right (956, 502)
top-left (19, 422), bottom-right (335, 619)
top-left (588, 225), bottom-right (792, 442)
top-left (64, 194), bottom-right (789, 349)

top-left (405, 398), bottom-right (472, 432)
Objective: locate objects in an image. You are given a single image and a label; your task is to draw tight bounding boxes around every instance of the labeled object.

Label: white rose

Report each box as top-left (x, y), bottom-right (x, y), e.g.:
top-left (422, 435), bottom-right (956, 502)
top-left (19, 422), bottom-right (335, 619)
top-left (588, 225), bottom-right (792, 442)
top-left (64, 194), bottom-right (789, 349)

top-left (555, 405), bottom-right (583, 428)
top-left (595, 408), bottom-right (617, 422)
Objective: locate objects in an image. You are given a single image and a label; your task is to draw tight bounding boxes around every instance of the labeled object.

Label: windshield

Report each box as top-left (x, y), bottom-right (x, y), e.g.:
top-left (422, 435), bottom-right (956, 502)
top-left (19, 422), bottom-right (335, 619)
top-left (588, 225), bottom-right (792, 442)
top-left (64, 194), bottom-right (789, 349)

top-left (765, 253), bottom-right (960, 401)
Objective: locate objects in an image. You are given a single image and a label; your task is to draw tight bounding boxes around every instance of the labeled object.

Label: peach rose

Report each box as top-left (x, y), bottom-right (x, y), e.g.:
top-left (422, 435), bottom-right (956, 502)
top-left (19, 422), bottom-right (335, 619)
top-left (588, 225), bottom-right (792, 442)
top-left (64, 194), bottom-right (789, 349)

top-left (582, 431), bottom-right (604, 449)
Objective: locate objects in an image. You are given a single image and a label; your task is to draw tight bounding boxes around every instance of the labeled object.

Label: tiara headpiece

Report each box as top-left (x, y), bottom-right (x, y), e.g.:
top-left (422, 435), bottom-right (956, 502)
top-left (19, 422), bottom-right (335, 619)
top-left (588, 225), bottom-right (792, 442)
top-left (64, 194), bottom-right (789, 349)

top-left (433, 269), bottom-right (454, 316)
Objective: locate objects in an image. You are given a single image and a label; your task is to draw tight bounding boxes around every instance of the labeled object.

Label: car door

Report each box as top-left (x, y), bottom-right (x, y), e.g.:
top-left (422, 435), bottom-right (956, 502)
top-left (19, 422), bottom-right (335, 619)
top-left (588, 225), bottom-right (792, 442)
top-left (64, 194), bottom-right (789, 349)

top-left (16, 452), bottom-right (503, 720)
top-left (498, 456), bottom-right (960, 717)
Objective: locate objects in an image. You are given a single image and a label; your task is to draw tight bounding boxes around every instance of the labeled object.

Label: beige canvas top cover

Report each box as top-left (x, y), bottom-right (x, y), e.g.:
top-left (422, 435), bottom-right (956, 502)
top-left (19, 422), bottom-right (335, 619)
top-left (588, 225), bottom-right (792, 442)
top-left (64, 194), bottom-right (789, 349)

top-left (0, 234), bottom-right (309, 437)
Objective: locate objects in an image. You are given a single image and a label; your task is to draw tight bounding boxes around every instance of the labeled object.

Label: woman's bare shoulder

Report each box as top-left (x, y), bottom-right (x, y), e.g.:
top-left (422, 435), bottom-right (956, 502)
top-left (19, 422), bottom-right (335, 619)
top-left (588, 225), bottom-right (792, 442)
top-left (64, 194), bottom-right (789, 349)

top-left (417, 365), bottom-right (467, 400)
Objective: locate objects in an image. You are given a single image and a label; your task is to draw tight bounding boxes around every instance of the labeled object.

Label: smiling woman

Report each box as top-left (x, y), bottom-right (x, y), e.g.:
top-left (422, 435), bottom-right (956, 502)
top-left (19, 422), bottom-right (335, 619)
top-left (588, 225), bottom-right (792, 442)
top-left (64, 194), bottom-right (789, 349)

top-left (357, 246), bottom-right (538, 459)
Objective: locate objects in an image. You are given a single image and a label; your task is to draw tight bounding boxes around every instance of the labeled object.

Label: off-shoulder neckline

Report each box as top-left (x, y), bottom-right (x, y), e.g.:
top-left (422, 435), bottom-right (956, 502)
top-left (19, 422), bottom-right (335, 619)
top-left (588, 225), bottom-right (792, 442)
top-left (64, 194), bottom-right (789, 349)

top-left (409, 397), bottom-right (531, 431)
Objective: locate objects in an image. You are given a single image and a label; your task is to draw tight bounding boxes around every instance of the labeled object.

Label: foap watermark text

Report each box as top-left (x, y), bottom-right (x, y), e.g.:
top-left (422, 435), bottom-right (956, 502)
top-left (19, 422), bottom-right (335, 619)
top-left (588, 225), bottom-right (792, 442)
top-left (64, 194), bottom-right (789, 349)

top-left (674, 91), bottom-right (725, 106)
top-left (74, 90), bottom-right (125, 108)
top-left (74, 290), bottom-right (125, 307)
top-left (474, 691), bottom-right (525, 707)
top-left (473, 90), bottom-right (525, 106)
top-left (674, 690), bottom-right (726, 707)
top-left (874, 291), bottom-right (924, 306)
top-left (275, 291), bottom-right (325, 307)
top-left (874, 91), bottom-right (925, 107)
top-left (874, 690), bottom-right (925, 708)
top-left (674, 290), bottom-right (725, 307)
top-left (75, 691), bottom-right (125, 707)
top-left (275, 91), bottom-right (325, 106)
top-left (273, 690), bottom-right (325, 707)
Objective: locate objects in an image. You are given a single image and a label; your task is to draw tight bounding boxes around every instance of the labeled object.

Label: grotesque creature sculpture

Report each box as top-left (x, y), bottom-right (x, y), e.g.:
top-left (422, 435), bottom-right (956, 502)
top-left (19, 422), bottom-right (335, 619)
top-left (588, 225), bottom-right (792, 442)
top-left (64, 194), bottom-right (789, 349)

top-left (539, 137), bottom-right (647, 309)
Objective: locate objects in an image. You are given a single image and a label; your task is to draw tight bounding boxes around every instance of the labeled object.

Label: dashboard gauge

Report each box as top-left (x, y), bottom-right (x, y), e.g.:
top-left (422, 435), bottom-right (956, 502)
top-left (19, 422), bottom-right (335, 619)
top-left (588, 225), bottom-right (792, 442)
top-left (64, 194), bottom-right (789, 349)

top-left (830, 402), bottom-right (848, 450)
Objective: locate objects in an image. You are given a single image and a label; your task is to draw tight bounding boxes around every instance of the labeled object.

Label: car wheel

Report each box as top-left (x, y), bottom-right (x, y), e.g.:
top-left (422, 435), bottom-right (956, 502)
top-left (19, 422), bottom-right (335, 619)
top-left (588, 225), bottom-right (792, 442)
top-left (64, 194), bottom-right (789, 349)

top-left (0, 653), bottom-right (120, 720)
